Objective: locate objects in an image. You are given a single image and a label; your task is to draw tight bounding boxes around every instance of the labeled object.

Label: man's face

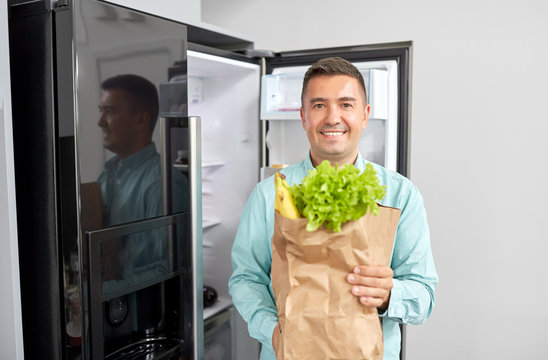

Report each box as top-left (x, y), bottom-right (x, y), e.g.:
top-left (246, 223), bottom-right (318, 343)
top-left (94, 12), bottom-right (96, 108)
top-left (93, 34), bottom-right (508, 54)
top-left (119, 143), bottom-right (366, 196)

top-left (300, 75), bottom-right (370, 166)
top-left (98, 88), bottom-right (140, 158)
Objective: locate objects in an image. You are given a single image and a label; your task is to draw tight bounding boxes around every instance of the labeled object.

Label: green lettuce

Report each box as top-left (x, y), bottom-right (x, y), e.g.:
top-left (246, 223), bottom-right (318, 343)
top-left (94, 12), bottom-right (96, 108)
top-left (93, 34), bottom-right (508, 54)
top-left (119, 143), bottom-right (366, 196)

top-left (290, 160), bottom-right (386, 232)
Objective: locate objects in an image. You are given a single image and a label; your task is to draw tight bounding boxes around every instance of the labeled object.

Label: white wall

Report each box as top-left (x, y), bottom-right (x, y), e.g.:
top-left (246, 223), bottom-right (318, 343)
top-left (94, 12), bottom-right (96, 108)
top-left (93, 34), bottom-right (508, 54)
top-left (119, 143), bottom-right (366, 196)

top-left (201, 1), bottom-right (548, 359)
top-left (0, 2), bottom-right (24, 359)
top-left (109, 0), bottom-right (251, 43)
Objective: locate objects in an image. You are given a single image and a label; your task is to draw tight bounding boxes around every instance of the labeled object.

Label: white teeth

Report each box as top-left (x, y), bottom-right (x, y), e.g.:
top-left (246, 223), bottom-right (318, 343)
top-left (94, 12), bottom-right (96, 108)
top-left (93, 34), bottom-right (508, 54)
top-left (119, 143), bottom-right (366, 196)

top-left (322, 131), bottom-right (344, 136)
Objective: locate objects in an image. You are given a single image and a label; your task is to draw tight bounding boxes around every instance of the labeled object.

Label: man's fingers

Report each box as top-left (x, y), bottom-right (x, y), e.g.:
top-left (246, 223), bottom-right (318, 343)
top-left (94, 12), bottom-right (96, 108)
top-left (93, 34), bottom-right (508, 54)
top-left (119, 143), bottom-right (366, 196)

top-left (348, 274), bottom-right (392, 290)
top-left (353, 265), bottom-right (393, 278)
top-left (351, 285), bottom-right (386, 298)
top-left (358, 295), bottom-right (385, 308)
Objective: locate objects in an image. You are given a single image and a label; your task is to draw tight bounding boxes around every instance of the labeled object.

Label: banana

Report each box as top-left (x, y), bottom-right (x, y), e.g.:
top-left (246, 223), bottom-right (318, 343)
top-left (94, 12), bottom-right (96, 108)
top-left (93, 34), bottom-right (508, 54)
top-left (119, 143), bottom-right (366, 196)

top-left (274, 172), bottom-right (301, 219)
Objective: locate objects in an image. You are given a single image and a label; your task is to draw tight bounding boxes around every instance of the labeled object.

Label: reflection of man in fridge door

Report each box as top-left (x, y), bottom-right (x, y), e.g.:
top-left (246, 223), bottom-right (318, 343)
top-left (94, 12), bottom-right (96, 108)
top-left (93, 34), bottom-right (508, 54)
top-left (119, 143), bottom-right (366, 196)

top-left (97, 74), bottom-right (167, 283)
top-left (97, 74), bottom-right (163, 224)
top-left (229, 57), bottom-right (438, 359)
top-left (96, 74), bottom-right (187, 332)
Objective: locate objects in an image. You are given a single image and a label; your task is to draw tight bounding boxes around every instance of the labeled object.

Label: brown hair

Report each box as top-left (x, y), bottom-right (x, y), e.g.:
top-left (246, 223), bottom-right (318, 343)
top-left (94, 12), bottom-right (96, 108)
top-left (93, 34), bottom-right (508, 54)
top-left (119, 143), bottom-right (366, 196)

top-left (301, 57), bottom-right (367, 105)
top-left (101, 74), bottom-right (159, 133)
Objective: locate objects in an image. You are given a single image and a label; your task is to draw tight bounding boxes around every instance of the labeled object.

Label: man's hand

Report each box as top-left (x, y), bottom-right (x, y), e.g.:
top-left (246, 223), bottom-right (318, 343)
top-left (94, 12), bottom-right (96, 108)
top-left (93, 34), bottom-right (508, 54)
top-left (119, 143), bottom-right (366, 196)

top-left (272, 323), bottom-right (281, 355)
top-left (346, 262), bottom-right (393, 311)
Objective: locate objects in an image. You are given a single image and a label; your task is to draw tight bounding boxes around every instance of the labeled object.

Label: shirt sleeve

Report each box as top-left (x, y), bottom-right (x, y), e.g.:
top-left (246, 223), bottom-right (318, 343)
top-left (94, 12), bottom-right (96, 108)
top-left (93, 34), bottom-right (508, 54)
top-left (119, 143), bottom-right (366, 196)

top-left (228, 185), bottom-right (279, 352)
top-left (380, 184), bottom-right (438, 325)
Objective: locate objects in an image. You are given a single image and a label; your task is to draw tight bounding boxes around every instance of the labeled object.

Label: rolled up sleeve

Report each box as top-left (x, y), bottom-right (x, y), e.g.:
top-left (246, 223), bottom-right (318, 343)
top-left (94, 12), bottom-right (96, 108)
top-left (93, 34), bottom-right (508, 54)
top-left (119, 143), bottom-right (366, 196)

top-left (380, 184), bottom-right (438, 325)
top-left (228, 185), bottom-right (278, 352)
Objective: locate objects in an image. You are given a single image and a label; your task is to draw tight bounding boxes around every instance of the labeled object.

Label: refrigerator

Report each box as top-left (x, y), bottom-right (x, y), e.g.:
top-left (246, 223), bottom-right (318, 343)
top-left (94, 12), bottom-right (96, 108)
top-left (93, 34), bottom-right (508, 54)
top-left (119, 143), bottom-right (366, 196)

top-left (8, 0), bottom-right (411, 359)
top-left (9, 0), bottom-right (204, 359)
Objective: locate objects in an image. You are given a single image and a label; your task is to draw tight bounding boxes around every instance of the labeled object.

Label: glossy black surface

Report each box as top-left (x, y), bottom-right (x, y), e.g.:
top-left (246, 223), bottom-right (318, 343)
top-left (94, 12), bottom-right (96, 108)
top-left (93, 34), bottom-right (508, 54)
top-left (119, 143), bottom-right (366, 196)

top-left (9, 0), bottom-right (194, 359)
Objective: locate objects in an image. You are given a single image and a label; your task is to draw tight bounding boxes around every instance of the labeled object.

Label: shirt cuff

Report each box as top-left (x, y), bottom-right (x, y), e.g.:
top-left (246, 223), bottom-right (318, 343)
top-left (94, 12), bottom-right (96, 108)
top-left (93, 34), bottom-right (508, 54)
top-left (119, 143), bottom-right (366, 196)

top-left (378, 278), bottom-right (407, 323)
top-left (260, 317), bottom-right (279, 352)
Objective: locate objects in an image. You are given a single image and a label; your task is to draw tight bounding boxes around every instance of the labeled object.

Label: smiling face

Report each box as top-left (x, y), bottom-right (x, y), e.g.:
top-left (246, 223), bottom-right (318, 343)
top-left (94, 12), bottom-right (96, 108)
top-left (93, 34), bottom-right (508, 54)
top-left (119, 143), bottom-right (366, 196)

top-left (300, 74), bottom-right (370, 167)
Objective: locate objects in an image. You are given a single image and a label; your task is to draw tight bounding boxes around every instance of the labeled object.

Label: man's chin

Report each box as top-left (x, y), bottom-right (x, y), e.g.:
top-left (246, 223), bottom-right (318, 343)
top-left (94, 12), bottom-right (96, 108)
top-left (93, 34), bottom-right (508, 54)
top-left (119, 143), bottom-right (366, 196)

top-left (102, 142), bottom-right (115, 152)
top-left (317, 145), bottom-right (346, 157)
top-left (313, 147), bottom-right (357, 163)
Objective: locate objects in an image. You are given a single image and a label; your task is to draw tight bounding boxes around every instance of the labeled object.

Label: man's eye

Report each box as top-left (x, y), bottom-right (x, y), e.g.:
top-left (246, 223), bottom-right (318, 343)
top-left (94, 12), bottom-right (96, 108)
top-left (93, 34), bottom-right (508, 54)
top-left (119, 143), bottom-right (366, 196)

top-left (312, 103), bottom-right (325, 109)
top-left (342, 103), bottom-right (353, 108)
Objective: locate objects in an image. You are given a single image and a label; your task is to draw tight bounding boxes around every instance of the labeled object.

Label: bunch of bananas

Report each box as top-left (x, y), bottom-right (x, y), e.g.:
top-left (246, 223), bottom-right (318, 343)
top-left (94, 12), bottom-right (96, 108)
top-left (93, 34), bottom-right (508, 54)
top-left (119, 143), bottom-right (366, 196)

top-left (274, 172), bottom-right (301, 219)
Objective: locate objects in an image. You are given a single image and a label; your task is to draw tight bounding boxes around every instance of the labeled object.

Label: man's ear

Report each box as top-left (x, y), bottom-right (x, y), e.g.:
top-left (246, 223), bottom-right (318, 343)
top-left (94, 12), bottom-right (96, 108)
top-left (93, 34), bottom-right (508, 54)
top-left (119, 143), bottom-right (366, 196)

top-left (362, 104), bottom-right (370, 130)
top-left (136, 111), bottom-right (151, 130)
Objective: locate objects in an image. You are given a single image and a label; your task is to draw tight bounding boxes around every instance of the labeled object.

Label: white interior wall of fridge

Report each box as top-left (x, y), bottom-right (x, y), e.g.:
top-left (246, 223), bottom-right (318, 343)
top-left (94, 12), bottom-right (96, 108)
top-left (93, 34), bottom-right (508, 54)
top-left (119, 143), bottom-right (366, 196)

top-left (263, 60), bottom-right (398, 171)
top-left (187, 50), bottom-right (261, 301)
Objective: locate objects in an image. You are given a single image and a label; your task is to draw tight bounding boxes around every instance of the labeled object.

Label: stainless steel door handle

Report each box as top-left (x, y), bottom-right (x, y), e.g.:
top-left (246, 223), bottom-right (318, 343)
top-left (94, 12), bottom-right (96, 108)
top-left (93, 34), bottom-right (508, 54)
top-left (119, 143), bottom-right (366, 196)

top-left (160, 115), bottom-right (203, 359)
top-left (187, 116), bottom-right (203, 360)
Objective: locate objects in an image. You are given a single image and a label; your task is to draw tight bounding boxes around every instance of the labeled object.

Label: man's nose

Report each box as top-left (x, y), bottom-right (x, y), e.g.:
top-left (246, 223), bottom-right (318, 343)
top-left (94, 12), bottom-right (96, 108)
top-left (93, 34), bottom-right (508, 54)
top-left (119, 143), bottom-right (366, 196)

top-left (97, 112), bottom-right (106, 127)
top-left (326, 105), bottom-right (341, 124)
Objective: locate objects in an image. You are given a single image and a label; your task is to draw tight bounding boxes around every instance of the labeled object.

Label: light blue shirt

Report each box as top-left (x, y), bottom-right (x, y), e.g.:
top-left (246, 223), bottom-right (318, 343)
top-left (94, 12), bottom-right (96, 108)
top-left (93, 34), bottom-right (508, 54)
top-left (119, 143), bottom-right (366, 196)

top-left (229, 153), bottom-right (438, 360)
top-left (98, 142), bottom-right (188, 295)
top-left (98, 142), bottom-right (163, 227)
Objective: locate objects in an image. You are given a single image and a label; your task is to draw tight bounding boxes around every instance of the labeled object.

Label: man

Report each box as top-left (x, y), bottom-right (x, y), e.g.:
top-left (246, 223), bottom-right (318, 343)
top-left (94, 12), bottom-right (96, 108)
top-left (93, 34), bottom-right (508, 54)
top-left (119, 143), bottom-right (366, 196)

top-left (229, 57), bottom-right (438, 359)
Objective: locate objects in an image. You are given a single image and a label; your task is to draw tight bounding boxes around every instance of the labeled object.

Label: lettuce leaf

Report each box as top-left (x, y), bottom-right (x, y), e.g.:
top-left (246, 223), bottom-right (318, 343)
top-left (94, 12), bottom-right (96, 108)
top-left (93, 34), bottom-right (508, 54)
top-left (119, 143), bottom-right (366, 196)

top-left (289, 160), bottom-right (386, 232)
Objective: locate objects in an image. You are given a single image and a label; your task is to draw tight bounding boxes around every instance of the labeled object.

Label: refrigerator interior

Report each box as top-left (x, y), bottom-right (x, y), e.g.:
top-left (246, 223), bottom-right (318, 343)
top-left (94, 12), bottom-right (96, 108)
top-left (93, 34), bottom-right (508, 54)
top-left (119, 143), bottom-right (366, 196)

top-left (187, 49), bottom-right (262, 359)
top-left (262, 60), bottom-right (399, 171)
top-left (187, 50), bottom-right (260, 298)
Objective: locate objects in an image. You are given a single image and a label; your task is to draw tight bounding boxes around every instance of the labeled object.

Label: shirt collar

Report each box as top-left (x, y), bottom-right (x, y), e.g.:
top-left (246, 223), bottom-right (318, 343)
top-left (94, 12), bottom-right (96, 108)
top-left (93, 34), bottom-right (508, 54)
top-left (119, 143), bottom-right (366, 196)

top-left (304, 151), bottom-right (366, 172)
top-left (105, 142), bottom-right (157, 172)
top-left (303, 153), bottom-right (315, 173)
top-left (354, 152), bottom-right (367, 172)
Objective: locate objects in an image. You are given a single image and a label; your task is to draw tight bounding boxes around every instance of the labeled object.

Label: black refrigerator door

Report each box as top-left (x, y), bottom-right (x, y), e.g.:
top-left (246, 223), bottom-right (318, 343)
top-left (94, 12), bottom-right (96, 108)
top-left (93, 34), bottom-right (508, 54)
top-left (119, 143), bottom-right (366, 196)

top-left (73, 0), bottom-right (202, 359)
top-left (263, 42), bottom-right (412, 178)
top-left (9, 0), bottom-right (202, 359)
top-left (8, 1), bottom-right (71, 359)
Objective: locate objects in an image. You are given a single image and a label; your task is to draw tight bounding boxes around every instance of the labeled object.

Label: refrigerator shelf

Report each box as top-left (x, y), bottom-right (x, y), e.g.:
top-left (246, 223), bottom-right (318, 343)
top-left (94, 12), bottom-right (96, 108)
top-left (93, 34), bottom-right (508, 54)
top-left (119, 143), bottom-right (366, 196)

top-left (173, 161), bottom-right (225, 172)
top-left (260, 73), bottom-right (303, 120)
top-left (203, 296), bottom-right (232, 320)
top-left (203, 161), bottom-right (225, 168)
top-left (202, 187), bottom-right (213, 195)
top-left (261, 112), bottom-right (302, 121)
top-left (203, 218), bottom-right (221, 230)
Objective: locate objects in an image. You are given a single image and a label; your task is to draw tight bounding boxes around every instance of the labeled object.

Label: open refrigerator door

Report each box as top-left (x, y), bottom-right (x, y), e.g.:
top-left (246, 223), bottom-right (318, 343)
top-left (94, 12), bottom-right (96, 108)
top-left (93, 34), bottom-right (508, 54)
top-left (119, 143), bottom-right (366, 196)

top-left (187, 49), bottom-right (262, 360)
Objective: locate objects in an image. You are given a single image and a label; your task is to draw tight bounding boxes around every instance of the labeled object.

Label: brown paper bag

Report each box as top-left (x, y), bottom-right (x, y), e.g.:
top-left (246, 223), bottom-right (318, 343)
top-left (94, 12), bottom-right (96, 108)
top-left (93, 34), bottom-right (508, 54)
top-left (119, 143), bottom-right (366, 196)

top-left (271, 205), bottom-right (401, 360)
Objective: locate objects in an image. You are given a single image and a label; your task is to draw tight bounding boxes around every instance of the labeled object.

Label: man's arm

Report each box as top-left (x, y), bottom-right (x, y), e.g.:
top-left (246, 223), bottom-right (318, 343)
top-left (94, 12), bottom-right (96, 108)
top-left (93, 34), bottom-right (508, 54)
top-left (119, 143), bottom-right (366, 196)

top-left (228, 185), bottom-right (279, 352)
top-left (347, 184), bottom-right (438, 324)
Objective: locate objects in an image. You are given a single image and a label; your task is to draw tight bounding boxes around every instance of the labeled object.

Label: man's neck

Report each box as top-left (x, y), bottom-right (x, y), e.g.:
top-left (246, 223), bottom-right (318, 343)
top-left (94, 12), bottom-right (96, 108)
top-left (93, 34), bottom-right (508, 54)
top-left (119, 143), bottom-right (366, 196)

top-left (117, 140), bottom-right (152, 160)
top-left (310, 152), bottom-right (358, 168)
